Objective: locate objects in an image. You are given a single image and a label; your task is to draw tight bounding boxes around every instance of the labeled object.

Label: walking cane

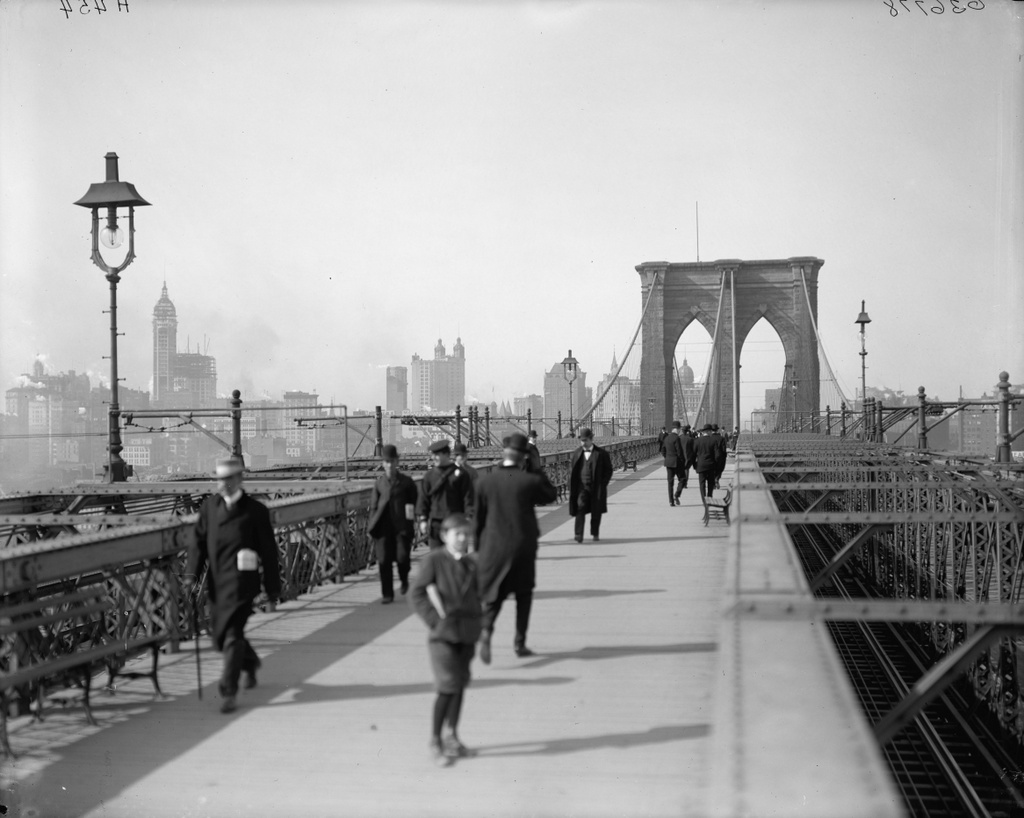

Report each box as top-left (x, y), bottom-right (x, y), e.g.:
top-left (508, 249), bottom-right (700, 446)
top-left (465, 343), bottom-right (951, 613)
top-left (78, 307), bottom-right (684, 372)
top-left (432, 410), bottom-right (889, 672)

top-left (190, 592), bottom-right (203, 700)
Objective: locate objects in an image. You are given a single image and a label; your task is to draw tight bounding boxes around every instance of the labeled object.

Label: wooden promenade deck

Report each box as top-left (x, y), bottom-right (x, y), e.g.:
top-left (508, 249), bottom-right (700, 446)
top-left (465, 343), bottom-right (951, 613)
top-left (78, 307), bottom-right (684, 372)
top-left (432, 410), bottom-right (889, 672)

top-left (0, 458), bottom-right (832, 817)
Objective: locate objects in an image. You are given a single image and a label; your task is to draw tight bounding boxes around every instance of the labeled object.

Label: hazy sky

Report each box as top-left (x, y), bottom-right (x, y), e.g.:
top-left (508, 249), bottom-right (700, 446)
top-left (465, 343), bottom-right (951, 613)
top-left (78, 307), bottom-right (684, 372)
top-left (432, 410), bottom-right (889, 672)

top-left (1, 0), bottom-right (1021, 418)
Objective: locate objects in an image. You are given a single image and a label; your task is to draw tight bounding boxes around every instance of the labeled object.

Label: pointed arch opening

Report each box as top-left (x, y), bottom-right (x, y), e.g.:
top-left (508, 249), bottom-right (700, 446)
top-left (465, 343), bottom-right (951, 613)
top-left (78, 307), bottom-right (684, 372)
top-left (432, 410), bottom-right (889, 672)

top-left (739, 316), bottom-right (787, 435)
top-left (671, 319), bottom-right (715, 429)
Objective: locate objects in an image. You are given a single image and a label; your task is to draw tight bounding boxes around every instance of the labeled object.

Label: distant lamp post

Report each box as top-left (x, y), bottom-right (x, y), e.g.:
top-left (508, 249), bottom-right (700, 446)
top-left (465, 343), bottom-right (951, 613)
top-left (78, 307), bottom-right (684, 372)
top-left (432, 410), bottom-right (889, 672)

top-left (561, 349), bottom-right (579, 437)
top-left (855, 300), bottom-right (871, 410)
top-left (74, 152), bottom-right (151, 482)
top-left (855, 300), bottom-right (871, 439)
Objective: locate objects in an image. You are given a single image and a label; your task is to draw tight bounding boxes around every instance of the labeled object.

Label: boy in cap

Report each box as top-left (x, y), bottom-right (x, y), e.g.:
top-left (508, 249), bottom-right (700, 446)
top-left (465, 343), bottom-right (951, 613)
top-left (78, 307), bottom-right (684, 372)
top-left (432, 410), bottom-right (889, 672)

top-left (409, 513), bottom-right (482, 766)
top-left (417, 440), bottom-right (475, 549)
top-left (367, 445), bottom-right (418, 603)
top-left (186, 456), bottom-right (281, 714)
top-left (452, 442), bottom-right (479, 488)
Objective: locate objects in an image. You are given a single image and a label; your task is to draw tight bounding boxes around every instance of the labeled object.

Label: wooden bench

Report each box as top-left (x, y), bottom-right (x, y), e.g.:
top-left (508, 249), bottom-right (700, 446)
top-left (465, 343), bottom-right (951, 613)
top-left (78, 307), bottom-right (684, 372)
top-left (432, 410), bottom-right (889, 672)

top-left (1, 587), bottom-right (166, 757)
top-left (703, 488), bottom-right (732, 526)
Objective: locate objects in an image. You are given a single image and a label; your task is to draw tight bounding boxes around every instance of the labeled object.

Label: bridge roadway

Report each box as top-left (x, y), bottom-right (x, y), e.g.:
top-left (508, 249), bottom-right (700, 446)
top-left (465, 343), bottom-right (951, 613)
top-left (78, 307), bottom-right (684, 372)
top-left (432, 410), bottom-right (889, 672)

top-left (1, 458), bottom-right (901, 818)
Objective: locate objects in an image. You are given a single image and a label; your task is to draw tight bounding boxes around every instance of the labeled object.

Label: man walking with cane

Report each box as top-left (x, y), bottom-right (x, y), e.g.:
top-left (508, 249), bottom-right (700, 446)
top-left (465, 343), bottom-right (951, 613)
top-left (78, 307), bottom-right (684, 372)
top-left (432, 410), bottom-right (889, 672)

top-left (186, 456), bottom-right (281, 714)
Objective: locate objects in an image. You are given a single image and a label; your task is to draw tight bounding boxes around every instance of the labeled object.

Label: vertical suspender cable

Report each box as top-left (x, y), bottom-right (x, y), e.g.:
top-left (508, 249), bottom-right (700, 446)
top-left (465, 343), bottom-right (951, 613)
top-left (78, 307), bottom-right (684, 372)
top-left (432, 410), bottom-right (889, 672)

top-left (799, 267), bottom-right (851, 406)
top-left (731, 267), bottom-right (738, 434)
top-left (691, 272), bottom-right (727, 427)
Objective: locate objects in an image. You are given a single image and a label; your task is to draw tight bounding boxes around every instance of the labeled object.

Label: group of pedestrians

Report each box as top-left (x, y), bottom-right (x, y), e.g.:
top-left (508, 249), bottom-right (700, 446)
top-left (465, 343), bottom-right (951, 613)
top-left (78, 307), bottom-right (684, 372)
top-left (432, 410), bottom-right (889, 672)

top-left (659, 421), bottom-right (729, 506)
top-left (186, 428), bottom-right (616, 767)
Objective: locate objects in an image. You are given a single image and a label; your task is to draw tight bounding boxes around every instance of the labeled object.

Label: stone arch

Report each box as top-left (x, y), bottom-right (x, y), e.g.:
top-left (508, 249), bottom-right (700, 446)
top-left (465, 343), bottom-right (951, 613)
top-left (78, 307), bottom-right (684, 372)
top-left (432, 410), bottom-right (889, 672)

top-left (637, 257), bottom-right (823, 432)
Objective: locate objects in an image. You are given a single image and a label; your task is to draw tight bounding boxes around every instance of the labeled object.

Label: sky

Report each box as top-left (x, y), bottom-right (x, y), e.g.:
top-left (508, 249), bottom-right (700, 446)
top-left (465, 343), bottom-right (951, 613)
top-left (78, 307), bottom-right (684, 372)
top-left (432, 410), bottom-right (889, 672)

top-left (1, 0), bottom-right (1022, 421)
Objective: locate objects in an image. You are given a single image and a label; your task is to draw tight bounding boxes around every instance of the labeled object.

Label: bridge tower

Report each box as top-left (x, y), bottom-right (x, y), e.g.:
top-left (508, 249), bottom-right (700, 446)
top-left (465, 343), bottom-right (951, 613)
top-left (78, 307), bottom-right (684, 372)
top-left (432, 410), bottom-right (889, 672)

top-left (637, 257), bottom-right (823, 433)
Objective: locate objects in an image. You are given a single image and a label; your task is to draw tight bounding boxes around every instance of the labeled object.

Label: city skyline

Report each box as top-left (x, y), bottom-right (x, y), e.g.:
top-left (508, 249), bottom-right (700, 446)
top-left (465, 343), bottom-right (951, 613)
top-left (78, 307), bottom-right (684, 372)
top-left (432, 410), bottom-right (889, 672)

top-left (1, 2), bottom-right (1021, 422)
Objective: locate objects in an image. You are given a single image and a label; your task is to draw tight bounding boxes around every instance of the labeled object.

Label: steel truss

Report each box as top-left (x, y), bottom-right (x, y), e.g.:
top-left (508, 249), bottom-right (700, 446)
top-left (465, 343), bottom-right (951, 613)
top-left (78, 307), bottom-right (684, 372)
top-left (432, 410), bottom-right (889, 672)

top-left (732, 436), bottom-right (1024, 747)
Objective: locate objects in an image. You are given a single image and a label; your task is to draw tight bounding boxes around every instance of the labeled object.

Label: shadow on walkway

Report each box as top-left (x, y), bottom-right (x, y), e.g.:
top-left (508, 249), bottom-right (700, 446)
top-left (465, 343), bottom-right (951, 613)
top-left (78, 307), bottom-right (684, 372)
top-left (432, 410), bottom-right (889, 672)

top-left (532, 588), bottom-right (665, 600)
top-left (517, 641), bottom-right (716, 670)
top-left (476, 723), bottom-right (711, 757)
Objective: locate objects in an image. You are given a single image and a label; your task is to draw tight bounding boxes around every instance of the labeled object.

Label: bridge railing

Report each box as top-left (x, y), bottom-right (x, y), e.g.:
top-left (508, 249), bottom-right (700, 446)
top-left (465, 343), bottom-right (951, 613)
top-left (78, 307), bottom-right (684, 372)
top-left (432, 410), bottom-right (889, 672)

top-left (0, 437), bottom-right (660, 736)
top-left (730, 435), bottom-right (1024, 748)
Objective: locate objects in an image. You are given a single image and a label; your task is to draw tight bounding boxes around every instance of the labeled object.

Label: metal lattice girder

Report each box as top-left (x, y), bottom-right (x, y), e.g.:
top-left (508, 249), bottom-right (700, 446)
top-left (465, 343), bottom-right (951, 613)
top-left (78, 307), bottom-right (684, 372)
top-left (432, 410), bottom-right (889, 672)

top-left (809, 524), bottom-right (892, 592)
top-left (873, 625), bottom-right (1020, 746)
top-left (736, 481), bottom-right (1014, 490)
top-left (739, 511), bottom-right (1024, 525)
top-left (725, 596), bottom-right (1024, 625)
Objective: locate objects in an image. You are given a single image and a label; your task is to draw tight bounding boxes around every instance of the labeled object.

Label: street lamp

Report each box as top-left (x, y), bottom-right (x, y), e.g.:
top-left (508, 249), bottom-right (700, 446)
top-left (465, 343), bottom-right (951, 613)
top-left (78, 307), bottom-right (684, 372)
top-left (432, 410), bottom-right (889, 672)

top-left (74, 152), bottom-right (151, 482)
top-left (855, 300), bottom-right (871, 439)
top-left (561, 349), bottom-right (579, 438)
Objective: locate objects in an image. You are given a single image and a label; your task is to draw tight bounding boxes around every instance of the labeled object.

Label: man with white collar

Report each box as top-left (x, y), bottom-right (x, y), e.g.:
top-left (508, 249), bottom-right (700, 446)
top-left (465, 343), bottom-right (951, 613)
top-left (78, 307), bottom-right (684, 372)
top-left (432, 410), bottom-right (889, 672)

top-left (187, 456), bottom-right (281, 714)
top-left (568, 428), bottom-right (614, 542)
top-left (474, 433), bottom-right (558, 661)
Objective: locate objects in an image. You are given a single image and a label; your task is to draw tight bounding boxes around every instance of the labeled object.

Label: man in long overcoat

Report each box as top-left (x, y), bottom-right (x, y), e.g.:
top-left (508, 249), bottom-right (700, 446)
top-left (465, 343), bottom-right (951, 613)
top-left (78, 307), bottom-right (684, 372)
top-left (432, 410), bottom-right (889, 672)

top-left (368, 444), bottom-right (418, 603)
top-left (662, 421), bottom-right (685, 507)
top-left (474, 433), bottom-right (558, 662)
top-left (693, 424), bottom-right (723, 502)
top-left (569, 428), bottom-right (614, 542)
top-left (417, 440), bottom-right (475, 549)
top-left (187, 456), bottom-right (281, 713)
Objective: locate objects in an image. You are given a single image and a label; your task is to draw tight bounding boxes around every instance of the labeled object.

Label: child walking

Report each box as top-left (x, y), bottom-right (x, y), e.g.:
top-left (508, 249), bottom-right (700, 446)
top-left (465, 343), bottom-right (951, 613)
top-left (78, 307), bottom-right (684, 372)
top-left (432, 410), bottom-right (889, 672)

top-left (409, 512), bottom-right (482, 766)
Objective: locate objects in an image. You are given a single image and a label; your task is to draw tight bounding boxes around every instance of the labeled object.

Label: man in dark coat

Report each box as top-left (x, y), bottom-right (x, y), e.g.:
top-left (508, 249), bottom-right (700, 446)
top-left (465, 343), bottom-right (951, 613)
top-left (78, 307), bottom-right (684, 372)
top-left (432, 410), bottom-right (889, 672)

top-left (662, 421), bottom-right (685, 507)
top-left (187, 456), bottom-right (281, 714)
top-left (525, 430), bottom-right (543, 473)
top-left (452, 442), bottom-right (479, 488)
top-left (710, 424), bottom-right (728, 490)
top-left (693, 424), bottom-right (723, 503)
top-left (417, 440), bottom-right (475, 549)
top-left (568, 428), bottom-right (614, 542)
top-left (474, 433), bottom-right (558, 662)
top-left (368, 444), bottom-right (418, 603)
top-left (679, 424), bottom-right (696, 499)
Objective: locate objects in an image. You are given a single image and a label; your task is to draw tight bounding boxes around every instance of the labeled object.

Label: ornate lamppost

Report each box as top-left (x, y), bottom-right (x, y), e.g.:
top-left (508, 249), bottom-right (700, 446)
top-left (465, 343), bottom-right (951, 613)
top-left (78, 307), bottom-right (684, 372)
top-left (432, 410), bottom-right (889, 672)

top-left (74, 152), bottom-right (151, 482)
top-left (855, 300), bottom-right (872, 440)
top-left (561, 349), bottom-right (579, 438)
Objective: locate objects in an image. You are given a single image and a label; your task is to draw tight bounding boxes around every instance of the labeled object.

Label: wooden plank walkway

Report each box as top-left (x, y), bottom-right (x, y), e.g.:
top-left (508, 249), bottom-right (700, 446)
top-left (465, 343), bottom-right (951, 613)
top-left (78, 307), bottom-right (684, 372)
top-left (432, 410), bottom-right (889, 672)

top-left (2, 461), bottom-right (732, 818)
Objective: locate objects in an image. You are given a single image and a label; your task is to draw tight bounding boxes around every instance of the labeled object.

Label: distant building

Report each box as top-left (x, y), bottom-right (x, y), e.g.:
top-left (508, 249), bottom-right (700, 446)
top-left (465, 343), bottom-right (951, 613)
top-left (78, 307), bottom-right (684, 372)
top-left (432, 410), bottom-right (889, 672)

top-left (409, 337), bottom-right (466, 412)
top-left (152, 284), bottom-right (218, 408)
top-left (592, 352), bottom-right (641, 434)
top-left (386, 366), bottom-right (408, 413)
top-left (152, 282), bottom-right (177, 403)
top-left (513, 394), bottom-right (544, 423)
top-left (283, 390), bottom-right (319, 456)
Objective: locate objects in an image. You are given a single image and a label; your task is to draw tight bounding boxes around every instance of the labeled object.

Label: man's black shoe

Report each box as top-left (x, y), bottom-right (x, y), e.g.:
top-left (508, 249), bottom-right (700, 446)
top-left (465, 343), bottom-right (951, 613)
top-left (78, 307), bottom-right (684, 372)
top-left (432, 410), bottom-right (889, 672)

top-left (382, 596), bottom-right (394, 605)
top-left (400, 580), bottom-right (409, 595)
top-left (479, 635), bottom-right (492, 665)
top-left (592, 534), bottom-right (600, 541)
top-left (574, 535), bottom-right (583, 543)
top-left (242, 671), bottom-right (257, 690)
top-left (514, 646), bottom-right (534, 658)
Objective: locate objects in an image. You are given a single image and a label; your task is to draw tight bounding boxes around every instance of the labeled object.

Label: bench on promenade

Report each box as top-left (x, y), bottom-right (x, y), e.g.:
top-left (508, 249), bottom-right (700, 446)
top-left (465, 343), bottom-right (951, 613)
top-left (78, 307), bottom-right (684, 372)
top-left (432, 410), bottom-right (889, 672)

top-left (1, 586), bottom-right (166, 757)
top-left (703, 488), bottom-right (732, 526)
top-left (622, 458), bottom-right (638, 472)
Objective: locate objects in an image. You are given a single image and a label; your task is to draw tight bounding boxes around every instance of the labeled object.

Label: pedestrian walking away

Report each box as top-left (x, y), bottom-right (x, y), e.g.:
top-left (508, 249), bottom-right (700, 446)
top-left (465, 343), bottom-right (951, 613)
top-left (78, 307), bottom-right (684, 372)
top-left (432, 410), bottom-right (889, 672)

top-left (692, 424), bottom-right (722, 504)
top-left (409, 513), bottom-right (483, 767)
top-left (569, 428), bottom-right (614, 542)
top-left (661, 420), bottom-right (685, 506)
top-left (367, 444), bottom-right (418, 603)
top-left (475, 433), bottom-right (558, 662)
top-left (186, 456), bottom-right (281, 714)
top-left (417, 440), bottom-right (475, 549)
top-left (524, 429), bottom-right (543, 473)
top-left (710, 424), bottom-right (728, 491)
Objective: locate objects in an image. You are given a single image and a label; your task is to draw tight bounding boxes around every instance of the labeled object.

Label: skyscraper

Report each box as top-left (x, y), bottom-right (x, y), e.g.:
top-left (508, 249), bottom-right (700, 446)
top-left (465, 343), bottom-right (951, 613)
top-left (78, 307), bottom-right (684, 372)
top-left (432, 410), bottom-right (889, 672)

top-left (152, 282), bottom-right (177, 403)
top-left (409, 337), bottom-right (466, 412)
top-left (544, 360), bottom-right (588, 439)
top-left (386, 366), bottom-right (408, 413)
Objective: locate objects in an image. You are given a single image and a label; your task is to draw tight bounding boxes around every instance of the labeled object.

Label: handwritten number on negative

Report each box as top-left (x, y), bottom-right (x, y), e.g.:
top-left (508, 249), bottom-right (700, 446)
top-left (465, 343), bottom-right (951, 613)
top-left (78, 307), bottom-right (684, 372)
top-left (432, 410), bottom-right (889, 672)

top-left (885, 0), bottom-right (982, 13)
top-left (94, 0), bottom-right (106, 13)
top-left (884, 0), bottom-right (897, 15)
top-left (60, 0), bottom-right (72, 18)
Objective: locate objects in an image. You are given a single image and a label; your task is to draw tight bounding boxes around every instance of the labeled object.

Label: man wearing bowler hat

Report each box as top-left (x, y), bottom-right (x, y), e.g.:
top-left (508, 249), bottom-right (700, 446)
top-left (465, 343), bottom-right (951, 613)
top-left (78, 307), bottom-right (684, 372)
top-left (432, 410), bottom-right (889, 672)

top-left (568, 428), bottom-right (614, 542)
top-left (474, 432), bottom-right (558, 661)
top-left (417, 440), bottom-right (475, 549)
top-left (693, 424), bottom-right (723, 503)
top-left (186, 456), bottom-right (281, 714)
top-left (524, 430), bottom-right (543, 473)
top-left (368, 445), bottom-right (418, 603)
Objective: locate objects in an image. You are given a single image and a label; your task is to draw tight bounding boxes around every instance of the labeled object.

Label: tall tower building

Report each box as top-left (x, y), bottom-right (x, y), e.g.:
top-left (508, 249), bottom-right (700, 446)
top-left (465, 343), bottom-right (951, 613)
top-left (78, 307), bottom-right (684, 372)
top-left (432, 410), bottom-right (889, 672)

top-left (386, 366), bottom-right (408, 413)
top-left (409, 337), bottom-right (466, 412)
top-left (152, 283), bottom-right (177, 403)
